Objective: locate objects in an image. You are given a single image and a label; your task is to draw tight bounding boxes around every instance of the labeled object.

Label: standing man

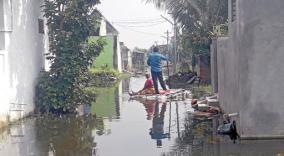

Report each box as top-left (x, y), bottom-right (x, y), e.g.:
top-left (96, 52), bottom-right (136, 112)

top-left (147, 46), bottom-right (168, 94)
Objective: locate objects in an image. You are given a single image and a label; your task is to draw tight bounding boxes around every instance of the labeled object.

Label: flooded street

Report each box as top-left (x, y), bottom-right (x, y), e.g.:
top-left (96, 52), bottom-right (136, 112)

top-left (0, 77), bottom-right (284, 156)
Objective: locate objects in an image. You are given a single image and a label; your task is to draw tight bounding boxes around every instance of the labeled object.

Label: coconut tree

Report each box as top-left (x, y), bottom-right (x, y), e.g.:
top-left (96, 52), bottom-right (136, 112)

top-left (145, 0), bottom-right (227, 35)
top-left (146, 0), bottom-right (228, 68)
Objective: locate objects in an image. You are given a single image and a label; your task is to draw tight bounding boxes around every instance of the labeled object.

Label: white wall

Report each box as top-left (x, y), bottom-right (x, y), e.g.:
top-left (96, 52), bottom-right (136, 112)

top-left (99, 19), bottom-right (107, 36)
top-left (217, 0), bottom-right (284, 138)
top-left (0, 0), bottom-right (46, 124)
top-left (0, 0), bottom-right (11, 124)
top-left (116, 36), bottom-right (122, 72)
top-left (128, 50), bottom-right (132, 70)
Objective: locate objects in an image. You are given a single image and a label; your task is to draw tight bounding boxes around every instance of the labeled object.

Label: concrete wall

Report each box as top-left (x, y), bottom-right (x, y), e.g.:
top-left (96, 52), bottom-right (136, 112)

top-left (237, 0), bottom-right (284, 138)
top-left (132, 51), bottom-right (145, 72)
top-left (216, 0), bottom-right (284, 138)
top-left (120, 43), bottom-right (132, 71)
top-left (99, 18), bottom-right (122, 72)
top-left (0, 0), bottom-right (46, 125)
top-left (210, 38), bottom-right (218, 93)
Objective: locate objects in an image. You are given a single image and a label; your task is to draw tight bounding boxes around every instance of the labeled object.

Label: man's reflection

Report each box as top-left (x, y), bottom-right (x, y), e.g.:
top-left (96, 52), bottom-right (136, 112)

top-left (148, 101), bottom-right (170, 147)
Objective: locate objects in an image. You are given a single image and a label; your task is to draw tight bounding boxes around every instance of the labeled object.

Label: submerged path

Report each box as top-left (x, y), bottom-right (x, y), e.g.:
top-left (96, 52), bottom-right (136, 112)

top-left (0, 77), bottom-right (284, 156)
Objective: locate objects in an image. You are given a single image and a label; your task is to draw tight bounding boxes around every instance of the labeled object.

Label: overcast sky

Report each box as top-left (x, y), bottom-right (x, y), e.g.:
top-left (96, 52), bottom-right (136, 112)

top-left (97, 0), bottom-right (173, 49)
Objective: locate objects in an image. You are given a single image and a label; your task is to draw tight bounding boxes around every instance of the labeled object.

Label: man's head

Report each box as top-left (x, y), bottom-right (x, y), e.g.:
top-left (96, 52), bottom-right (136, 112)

top-left (153, 46), bottom-right (159, 53)
top-left (145, 73), bottom-right (150, 79)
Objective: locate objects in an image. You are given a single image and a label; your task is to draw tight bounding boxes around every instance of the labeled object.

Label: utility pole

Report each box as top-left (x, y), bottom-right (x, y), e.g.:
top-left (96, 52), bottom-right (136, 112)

top-left (165, 30), bottom-right (170, 53)
top-left (160, 15), bottom-right (178, 74)
top-left (165, 30), bottom-right (171, 88)
top-left (173, 18), bottom-right (178, 73)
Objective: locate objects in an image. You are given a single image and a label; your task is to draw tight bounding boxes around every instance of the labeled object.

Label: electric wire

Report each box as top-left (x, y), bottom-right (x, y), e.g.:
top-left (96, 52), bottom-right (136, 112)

top-left (113, 20), bottom-right (166, 24)
top-left (112, 18), bottom-right (165, 24)
top-left (114, 21), bottom-right (167, 28)
top-left (115, 24), bottom-right (163, 36)
top-left (112, 18), bottom-right (169, 36)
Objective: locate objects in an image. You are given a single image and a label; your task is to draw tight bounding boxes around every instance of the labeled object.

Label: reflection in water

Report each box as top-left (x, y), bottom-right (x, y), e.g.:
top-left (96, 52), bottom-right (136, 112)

top-left (35, 115), bottom-right (98, 156)
top-left (35, 116), bottom-right (95, 155)
top-left (121, 78), bottom-right (130, 93)
top-left (91, 79), bottom-right (125, 137)
top-left (140, 99), bottom-right (156, 120)
top-left (92, 79), bottom-right (126, 119)
top-left (1, 77), bottom-right (284, 156)
top-left (149, 102), bottom-right (170, 148)
top-left (92, 86), bottom-right (119, 118)
top-left (136, 98), bottom-right (186, 150)
top-left (166, 115), bottom-right (215, 156)
top-left (0, 119), bottom-right (38, 156)
top-left (164, 114), bottom-right (284, 156)
top-left (0, 115), bottom-right (101, 156)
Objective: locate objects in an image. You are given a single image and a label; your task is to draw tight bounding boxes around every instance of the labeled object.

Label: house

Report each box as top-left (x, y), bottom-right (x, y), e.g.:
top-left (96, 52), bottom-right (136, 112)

top-left (132, 49), bottom-right (146, 73)
top-left (91, 15), bottom-right (122, 72)
top-left (120, 42), bottom-right (132, 71)
top-left (0, 0), bottom-right (47, 126)
top-left (193, 54), bottom-right (211, 83)
top-left (211, 0), bottom-right (284, 138)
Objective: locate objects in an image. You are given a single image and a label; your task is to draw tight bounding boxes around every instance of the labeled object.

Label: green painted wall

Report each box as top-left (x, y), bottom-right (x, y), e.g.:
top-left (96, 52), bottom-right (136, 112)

top-left (90, 36), bottom-right (114, 69)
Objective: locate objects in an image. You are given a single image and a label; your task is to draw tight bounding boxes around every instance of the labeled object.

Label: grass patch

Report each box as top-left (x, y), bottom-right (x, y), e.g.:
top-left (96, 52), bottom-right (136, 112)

top-left (191, 85), bottom-right (213, 99)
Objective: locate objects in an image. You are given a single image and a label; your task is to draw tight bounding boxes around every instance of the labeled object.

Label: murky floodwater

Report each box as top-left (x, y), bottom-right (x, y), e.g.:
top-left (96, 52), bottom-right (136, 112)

top-left (1, 77), bottom-right (284, 156)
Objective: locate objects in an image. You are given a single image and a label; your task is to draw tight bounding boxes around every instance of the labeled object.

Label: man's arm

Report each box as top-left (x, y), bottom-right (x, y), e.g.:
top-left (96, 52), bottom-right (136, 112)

top-left (160, 54), bottom-right (169, 61)
top-left (147, 57), bottom-right (151, 66)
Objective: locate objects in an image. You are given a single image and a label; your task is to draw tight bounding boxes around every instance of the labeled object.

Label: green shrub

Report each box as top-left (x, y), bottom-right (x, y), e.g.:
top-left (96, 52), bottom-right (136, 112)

top-left (35, 0), bottom-right (105, 114)
top-left (89, 67), bottom-right (120, 87)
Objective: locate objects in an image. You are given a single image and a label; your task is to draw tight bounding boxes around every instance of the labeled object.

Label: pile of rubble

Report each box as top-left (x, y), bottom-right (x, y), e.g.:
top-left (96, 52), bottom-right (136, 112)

top-left (189, 95), bottom-right (221, 118)
top-left (187, 94), bottom-right (240, 143)
top-left (166, 72), bottom-right (198, 88)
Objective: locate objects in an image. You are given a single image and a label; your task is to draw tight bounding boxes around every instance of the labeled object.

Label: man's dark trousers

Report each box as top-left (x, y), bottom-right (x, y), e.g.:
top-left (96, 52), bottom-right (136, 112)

top-left (151, 70), bottom-right (167, 94)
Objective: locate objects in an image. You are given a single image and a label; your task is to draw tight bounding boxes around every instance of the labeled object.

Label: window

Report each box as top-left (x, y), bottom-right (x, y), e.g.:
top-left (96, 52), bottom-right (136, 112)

top-left (38, 19), bottom-right (44, 34)
top-left (0, 0), bottom-right (4, 29)
top-left (231, 0), bottom-right (237, 22)
top-left (0, 0), bottom-right (13, 50)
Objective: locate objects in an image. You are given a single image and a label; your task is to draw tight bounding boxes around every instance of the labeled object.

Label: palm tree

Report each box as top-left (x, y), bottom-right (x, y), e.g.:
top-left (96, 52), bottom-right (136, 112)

top-left (146, 0), bottom-right (227, 55)
top-left (145, 0), bottom-right (227, 35)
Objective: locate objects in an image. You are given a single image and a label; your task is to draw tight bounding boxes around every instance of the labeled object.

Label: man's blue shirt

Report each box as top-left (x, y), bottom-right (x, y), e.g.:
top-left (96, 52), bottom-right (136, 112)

top-left (147, 52), bottom-right (168, 72)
